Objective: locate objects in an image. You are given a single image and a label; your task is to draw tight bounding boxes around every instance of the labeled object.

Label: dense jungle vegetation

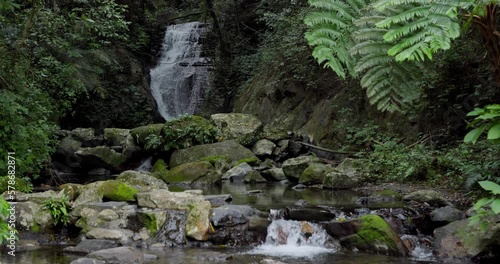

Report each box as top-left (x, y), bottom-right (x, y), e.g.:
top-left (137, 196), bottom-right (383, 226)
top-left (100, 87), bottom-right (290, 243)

top-left (0, 0), bottom-right (499, 202)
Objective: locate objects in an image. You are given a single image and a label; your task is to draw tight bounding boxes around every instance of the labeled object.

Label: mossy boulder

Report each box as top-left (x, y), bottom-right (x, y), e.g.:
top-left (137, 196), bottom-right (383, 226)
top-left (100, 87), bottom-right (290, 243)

top-left (17, 202), bottom-right (52, 231)
top-left (322, 170), bottom-right (359, 189)
top-left (185, 200), bottom-right (211, 241)
top-left (116, 170), bottom-right (168, 191)
top-left (282, 156), bottom-right (319, 182)
top-left (71, 128), bottom-right (96, 142)
top-left (72, 181), bottom-right (106, 208)
top-left (59, 183), bottom-right (84, 200)
top-left (210, 113), bottom-right (263, 146)
top-left (298, 163), bottom-right (333, 185)
top-left (169, 140), bottom-right (258, 168)
top-left (261, 168), bottom-right (287, 181)
top-left (235, 157), bottom-right (261, 166)
top-left (434, 214), bottom-right (500, 258)
top-left (244, 171), bottom-right (267, 183)
top-left (104, 128), bottom-right (141, 158)
top-left (136, 189), bottom-right (205, 210)
top-left (251, 139), bottom-right (276, 157)
top-left (151, 159), bottom-right (168, 179)
top-left (56, 136), bottom-right (82, 156)
top-left (326, 214), bottom-right (408, 256)
top-left (200, 155), bottom-right (231, 165)
top-left (76, 146), bottom-right (127, 171)
top-left (403, 190), bottom-right (452, 207)
top-left (98, 180), bottom-right (138, 202)
top-left (130, 123), bottom-right (164, 146)
top-left (163, 161), bottom-right (214, 184)
top-left (138, 210), bottom-right (167, 236)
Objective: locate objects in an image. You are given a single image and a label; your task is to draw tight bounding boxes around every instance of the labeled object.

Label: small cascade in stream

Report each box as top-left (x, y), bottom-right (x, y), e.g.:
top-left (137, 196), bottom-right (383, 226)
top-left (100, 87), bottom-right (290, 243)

top-left (135, 156), bottom-right (153, 172)
top-left (400, 235), bottom-right (434, 261)
top-left (150, 22), bottom-right (209, 120)
top-left (250, 217), bottom-right (337, 258)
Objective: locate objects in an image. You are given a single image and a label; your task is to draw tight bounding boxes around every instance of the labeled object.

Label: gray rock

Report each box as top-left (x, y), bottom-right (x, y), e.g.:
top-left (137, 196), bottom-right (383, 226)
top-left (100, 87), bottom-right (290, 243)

top-left (322, 170), bottom-right (358, 189)
top-left (136, 190), bottom-right (204, 210)
top-left (210, 113), bottom-right (263, 146)
top-left (204, 194), bottom-right (232, 207)
top-left (16, 201), bottom-right (52, 231)
top-left (404, 190), bottom-right (452, 207)
top-left (16, 190), bottom-right (63, 203)
top-left (104, 128), bottom-right (141, 158)
top-left (282, 156), bottom-right (319, 182)
top-left (261, 168), bottom-right (287, 181)
top-left (298, 163), bottom-right (332, 185)
top-left (185, 200), bottom-right (212, 241)
top-left (116, 170), bottom-right (168, 191)
top-left (64, 239), bottom-right (118, 254)
top-left (86, 228), bottom-right (134, 244)
top-left (72, 181), bottom-right (106, 209)
top-left (76, 146), bottom-right (127, 171)
top-left (86, 246), bottom-right (144, 264)
top-left (430, 206), bottom-right (466, 223)
top-left (169, 140), bottom-right (258, 168)
top-left (252, 139), bottom-right (276, 157)
top-left (71, 258), bottom-right (106, 264)
top-left (244, 170), bottom-right (267, 183)
top-left (130, 123), bottom-right (164, 146)
top-left (211, 205), bottom-right (265, 227)
top-left (222, 162), bottom-right (253, 181)
top-left (71, 128), bottom-right (96, 143)
top-left (285, 206), bottom-right (336, 222)
top-left (272, 140), bottom-right (289, 156)
top-left (56, 136), bottom-right (82, 156)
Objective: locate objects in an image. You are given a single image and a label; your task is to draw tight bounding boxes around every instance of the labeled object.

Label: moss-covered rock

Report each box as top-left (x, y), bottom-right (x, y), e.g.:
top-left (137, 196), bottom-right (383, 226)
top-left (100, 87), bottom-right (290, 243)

top-left (116, 170), bottom-right (168, 191)
top-left (169, 140), bottom-right (258, 168)
top-left (251, 139), bottom-right (276, 157)
top-left (56, 136), bottom-right (82, 156)
top-left (403, 190), bottom-right (452, 207)
top-left (244, 171), bottom-right (267, 183)
top-left (327, 214), bottom-right (408, 256)
top-left (104, 128), bottom-right (141, 158)
top-left (163, 161), bottom-right (214, 184)
top-left (130, 123), bottom-right (164, 146)
top-left (138, 210), bottom-right (167, 236)
top-left (235, 157), bottom-right (261, 166)
top-left (200, 155), bottom-right (231, 165)
top-left (298, 163), bottom-right (333, 185)
top-left (71, 128), bottom-right (96, 142)
top-left (76, 146), bottom-right (128, 171)
top-left (151, 158), bottom-right (168, 179)
top-left (72, 181), bottom-right (106, 208)
top-left (282, 156), bottom-right (319, 182)
top-left (185, 200), bottom-right (211, 241)
top-left (136, 189), bottom-right (205, 210)
top-left (98, 180), bottom-right (138, 202)
top-left (210, 113), bottom-right (263, 146)
top-left (59, 183), bottom-right (84, 201)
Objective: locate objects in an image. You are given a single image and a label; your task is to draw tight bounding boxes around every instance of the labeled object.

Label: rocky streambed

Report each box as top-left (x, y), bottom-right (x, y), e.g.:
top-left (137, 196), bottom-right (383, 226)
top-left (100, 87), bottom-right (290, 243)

top-left (2, 113), bottom-right (499, 264)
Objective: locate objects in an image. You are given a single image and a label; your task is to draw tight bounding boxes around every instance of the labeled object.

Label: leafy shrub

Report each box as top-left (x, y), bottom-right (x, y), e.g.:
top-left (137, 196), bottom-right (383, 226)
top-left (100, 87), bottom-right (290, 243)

top-left (465, 104), bottom-right (500, 144)
top-left (43, 194), bottom-right (71, 226)
top-left (145, 115), bottom-right (220, 152)
top-left (0, 176), bottom-right (33, 194)
top-left (0, 196), bottom-right (16, 246)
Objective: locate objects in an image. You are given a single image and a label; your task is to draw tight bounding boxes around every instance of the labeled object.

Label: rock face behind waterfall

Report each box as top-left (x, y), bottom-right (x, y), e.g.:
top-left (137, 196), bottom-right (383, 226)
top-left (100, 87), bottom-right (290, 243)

top-left (150, 22), bottom-right (209, 120)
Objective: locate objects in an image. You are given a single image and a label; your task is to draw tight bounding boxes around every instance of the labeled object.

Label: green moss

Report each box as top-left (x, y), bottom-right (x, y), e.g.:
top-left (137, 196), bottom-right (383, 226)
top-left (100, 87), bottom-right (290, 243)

top-left (236, 157), bottom-right (260, 166)
top-left (151, 158), bottom-right (168, 179)
top-left (200, 155), bottom-right (231, 164)
top-left (98, 180), bottom-right (138, 201)
top-left (356, 214), bottom-right (398, 251)
top-left (31, 223), bottom-right (40, 233)
top-left (139, 212), bottom-right (157, 234)
top-left (163, 161), bottom-right (213, 184)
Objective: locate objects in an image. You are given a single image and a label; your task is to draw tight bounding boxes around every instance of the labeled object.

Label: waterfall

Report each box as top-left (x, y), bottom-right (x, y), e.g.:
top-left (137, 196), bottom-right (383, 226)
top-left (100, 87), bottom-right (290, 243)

top-left (135, 156), bottom-right (153, 172)
top-left (150, 22), bottom-right (209, 120)
top-left (250, 219), bottom-right (337, 258)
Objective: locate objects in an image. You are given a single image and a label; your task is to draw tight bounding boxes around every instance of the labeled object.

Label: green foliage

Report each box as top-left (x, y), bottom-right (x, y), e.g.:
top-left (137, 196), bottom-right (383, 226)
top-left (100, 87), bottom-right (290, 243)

top-left (0, 196), bottom-right (17, 246)
top-left (0, 176), bottom-right (33, 193)
top-left (469, 180), bottom-right (500, 228)
top-left (145, 115), bottom-right (220, 152)
top-left (464, 104), bottom-right (500, 144)
top-left (43, 194), bottom-right (71, 226)
top-left (355, 140), bottom-right (435, 182)
top-left (304, 0), bottom-right (476, 112)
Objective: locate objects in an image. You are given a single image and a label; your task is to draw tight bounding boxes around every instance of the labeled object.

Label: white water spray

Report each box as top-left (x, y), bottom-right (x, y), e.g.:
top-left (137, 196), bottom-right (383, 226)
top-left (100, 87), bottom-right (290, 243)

top-left (150, 22), bottom-right (209, 120)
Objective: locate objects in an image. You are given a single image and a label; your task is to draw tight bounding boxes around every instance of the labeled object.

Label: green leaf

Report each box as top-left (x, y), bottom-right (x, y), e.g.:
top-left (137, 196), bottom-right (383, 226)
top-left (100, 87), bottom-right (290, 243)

top-left (491, 199), bottom-right (500, 214)
top-left (487, 123), bottom-right (500, 140)
top-left (473, 197), bottom-right (494, 210)
top-left (479, 181), bottom-right (500, 195)
top-left (464, 124), bottom-right (487, 144)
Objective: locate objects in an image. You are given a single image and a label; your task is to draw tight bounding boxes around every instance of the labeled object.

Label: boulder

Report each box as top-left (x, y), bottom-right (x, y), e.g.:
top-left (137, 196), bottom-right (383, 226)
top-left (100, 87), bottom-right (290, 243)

top-left (116, 170), bottom-right (168, 191)
top-left (222, 162), bottom-right (253, 181)
top-left (325, 214), bottom-right (408, 256)
top-left (56, 136), bottom-right (82, 156)
top-left (163, 161), bottom-right (214, 184)
top-left (244, 171), bottom-right (267, 183)
top-left (73, 202), bottom-right (133, 231)
top-left (98, 180), bottom-right (138, 202)
top-left (430, 206), bottom-right (466, 223)
top-left (261, 168), bottom-right (287, 181)
top-left (16, 201), bottom-right (52, 231)
top-left (322, 170), bottom-right (358, 189)
top-left (285, 206), bottom-right (336, 222)
top-left (151, 159), bottom-right (168, 179)
top-left (211, 205), bottom-right (265, 227)
top-left (71, 128), bottom-right (96, 143)
top-left (136, 190), bottom-right (204, 210)
top-left (16, 190), bottom-right (64, 204)
top-left (72, 181), bottom-right (105, 208)
top-left (404, 190), bottom-right (452, 207)
top-left (186, 200), bottom-right (212, 241)
top-left (204, 194), bottom-right (232, 207)
top-left (76, 146), bottom-right (127, 171)
top-left (282, 156), bottom-right (319, 182)
top-left (169, 140), bottom-right (258, 168)
top-left (86, 228), bottom-right (134, 243)
top-left (104, 128), bottom-right (141, 158)
top-left (130, 123), bottom-right (164, 146)
top-left (85, 246), bottom-right (144, 264)
top-left (210, 113), bottom-right (263, 146)
top-left (64, 239), bottom-right (118, 254)
top-left (59, 183), bottom-right (84, 201)
top-left (434, 214), bottom-right (500, 259)
top-left (298, 163), bottom-right (332, 185)
top-left (252, 139), bottom-right (276, 157)
top-left (191, 171), bottom-right (223, 186)
top-left (137, 209), bottom-right (167, 236)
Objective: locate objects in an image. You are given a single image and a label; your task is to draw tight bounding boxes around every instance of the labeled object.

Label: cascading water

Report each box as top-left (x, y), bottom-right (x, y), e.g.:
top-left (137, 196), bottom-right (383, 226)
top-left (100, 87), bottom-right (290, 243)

top-left (135, 156), bottom-right (153, 172)
top-left (150, 22), bottom-right (209, 120)
top-left (250, 218), bottom-right (337, 258)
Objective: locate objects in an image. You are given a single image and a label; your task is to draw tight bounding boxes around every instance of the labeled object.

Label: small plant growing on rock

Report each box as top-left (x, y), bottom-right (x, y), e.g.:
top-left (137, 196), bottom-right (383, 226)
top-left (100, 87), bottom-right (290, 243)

top-left (470, 181), bottom-right (500, 229)
top-left (43, 194), bottom-right (71, 227)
